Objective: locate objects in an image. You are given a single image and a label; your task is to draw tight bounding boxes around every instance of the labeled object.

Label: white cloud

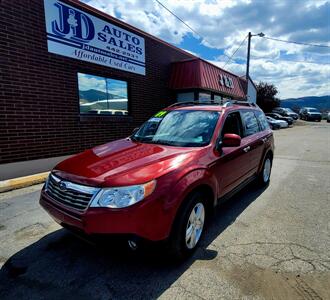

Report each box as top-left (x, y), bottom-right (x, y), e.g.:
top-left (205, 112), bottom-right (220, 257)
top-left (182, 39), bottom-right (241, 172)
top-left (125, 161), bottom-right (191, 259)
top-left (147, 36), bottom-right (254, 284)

top-left (81, 0), bottom-right (330, 98)
top-left (78, 73), bottom-right (106, 91)
top-left (210, 58), bottom-right (330, 99)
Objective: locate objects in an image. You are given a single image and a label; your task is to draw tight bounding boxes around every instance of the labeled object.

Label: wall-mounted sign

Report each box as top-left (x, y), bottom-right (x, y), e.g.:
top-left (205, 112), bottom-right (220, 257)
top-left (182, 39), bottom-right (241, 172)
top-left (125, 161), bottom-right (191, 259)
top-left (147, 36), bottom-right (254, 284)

top-left (44, 0), bottom-right (146, 75)
top-left (219, 74), bottom-right (234, 89)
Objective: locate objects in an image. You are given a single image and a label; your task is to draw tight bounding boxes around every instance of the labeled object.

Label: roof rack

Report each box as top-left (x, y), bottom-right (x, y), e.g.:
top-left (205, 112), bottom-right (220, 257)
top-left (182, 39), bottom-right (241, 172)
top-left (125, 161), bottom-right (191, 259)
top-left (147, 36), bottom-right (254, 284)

top-left (232, 100), bottom-right (258, 107)
top-left (167, 100), bottom-right (258, 109)
top-left (168, 101), bottom-right (221, 108)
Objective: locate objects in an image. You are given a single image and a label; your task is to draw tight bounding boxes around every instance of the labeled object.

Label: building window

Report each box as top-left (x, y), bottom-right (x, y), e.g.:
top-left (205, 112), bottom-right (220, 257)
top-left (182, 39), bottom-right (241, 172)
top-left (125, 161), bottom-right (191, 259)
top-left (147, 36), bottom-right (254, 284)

top-left (78, 73), bottom-right (128, 116)
top-left (199, 92), bottom-right (211, 102)
top-left (214, 95), bottom-right (222, 103)
top-left (177, 92), bottom-right (195, 102)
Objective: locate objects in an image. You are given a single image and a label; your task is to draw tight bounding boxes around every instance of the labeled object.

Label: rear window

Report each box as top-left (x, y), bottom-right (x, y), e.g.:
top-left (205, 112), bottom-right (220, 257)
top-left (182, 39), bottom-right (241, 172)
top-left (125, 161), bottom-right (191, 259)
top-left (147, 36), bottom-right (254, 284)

top-left (241, 111), bottom-right (259, 136)
top-left (255, 111), bottom-right (270, 131)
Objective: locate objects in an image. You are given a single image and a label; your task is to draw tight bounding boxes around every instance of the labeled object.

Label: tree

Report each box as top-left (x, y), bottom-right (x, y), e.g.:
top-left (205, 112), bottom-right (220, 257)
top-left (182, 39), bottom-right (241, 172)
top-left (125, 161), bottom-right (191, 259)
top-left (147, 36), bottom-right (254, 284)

top-left (256, 82), bottom-right (280, 112)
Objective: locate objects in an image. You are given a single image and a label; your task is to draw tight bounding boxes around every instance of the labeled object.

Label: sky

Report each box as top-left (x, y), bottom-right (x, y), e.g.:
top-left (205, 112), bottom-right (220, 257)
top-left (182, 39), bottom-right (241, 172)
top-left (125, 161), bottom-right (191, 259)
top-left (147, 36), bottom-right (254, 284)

top-left (81, 0), bottom-right (330, 99)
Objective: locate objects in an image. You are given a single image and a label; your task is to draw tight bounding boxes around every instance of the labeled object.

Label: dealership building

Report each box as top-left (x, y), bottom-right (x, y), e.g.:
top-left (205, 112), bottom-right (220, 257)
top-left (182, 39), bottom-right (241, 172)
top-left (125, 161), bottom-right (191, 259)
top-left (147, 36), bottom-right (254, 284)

top-left (0, 0), bottom-right (256, 180)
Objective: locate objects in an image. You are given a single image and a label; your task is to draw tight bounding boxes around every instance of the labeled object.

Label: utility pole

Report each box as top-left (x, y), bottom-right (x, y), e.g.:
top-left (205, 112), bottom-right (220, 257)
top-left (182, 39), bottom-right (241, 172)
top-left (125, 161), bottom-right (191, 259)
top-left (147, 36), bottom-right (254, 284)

top-left (246, 32), bottom-right (252, 82)
top-left (245, 32), bottom-right (265, 99)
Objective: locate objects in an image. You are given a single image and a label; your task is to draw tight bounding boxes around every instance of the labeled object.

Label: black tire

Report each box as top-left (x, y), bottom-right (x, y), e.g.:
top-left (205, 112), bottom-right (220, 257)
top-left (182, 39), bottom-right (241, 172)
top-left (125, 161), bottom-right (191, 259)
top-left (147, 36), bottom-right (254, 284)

top-left (167, 192), bottom-right (207, 260)
top-left (257, 154), bottom-right (272, 186)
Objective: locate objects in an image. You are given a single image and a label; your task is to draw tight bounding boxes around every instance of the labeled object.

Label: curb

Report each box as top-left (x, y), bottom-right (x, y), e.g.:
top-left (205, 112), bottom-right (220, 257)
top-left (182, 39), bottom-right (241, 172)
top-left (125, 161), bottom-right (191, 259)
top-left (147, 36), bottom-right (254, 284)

top-left (0, 172), bottom-right (50, 193)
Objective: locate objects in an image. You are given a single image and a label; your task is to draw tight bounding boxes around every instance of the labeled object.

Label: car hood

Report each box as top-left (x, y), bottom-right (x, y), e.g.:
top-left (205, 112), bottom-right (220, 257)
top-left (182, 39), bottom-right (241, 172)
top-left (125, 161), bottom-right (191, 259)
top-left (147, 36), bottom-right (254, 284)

top-left (53, 138), bottom-right (203, 187)
top-left (308, 112), bottom-right (321, 115)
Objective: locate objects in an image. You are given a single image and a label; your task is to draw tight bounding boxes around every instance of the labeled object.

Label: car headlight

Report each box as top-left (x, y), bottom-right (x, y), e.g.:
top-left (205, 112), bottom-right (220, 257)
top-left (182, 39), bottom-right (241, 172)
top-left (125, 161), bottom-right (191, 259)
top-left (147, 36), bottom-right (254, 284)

top-left (90, 180), bottom-right (156, 208)
top-left (44, 173), bottom-right (51, 190)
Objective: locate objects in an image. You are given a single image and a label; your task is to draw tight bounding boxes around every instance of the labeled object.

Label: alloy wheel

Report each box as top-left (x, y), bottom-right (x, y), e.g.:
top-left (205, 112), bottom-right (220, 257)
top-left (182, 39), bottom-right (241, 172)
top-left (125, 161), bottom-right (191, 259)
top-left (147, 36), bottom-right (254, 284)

top-left (263, 158), bottom-right (271, 183)
top-left (185, 202), bottom-right (205, 249)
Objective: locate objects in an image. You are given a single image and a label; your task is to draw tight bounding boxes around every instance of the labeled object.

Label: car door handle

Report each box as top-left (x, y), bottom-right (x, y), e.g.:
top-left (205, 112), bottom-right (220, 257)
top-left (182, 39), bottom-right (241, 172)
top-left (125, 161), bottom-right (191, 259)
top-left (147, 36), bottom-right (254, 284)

top-left (261, 138), bottom-right (268, 143)
top-left (243, 146), bottom-right (251, 152)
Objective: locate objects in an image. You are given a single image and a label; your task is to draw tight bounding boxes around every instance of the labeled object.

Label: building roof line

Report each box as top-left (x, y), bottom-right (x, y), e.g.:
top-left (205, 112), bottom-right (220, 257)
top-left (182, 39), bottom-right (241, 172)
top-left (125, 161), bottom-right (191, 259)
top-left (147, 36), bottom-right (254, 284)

top-left (171, 57), bottom-right (247, 81)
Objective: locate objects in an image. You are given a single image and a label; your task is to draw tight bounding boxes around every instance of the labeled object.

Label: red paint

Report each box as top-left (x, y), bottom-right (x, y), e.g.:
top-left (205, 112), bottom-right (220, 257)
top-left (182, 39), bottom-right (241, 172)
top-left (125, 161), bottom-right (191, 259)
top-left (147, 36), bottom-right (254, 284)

top-left (40, 104), bottom-right (274, 241)
top-left (169, 58), bottom-right (247, 99)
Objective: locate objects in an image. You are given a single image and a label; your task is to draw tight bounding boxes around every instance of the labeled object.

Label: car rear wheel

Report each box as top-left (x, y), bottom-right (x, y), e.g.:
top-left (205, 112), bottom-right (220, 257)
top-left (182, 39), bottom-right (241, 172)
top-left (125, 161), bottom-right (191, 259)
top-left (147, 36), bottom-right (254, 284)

top-left (168, 192), bottom-right (207, 259)
top-left (258, 155), bottom-right (272, 186)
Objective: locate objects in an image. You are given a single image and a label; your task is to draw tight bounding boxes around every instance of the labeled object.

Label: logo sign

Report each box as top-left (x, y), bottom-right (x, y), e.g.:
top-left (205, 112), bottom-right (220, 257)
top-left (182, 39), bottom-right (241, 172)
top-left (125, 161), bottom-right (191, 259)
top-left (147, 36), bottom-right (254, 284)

top-left (44, 0), bottom-right (146, 75)
top-left (219, 74), bottom-right (234, 89)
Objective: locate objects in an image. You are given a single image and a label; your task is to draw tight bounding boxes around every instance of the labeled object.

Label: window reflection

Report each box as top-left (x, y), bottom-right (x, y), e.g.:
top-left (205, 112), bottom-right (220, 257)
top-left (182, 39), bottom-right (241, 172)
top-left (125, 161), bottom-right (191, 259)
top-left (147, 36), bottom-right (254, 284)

top-left (78, 73), bottom-right (128, 115)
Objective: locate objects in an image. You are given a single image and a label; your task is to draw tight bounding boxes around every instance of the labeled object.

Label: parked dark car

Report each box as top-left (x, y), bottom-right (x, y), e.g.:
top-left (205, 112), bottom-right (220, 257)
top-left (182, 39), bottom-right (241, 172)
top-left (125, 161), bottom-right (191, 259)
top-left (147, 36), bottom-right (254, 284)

top-left (266, 113), bottom-right (293, 126)
top-left (327, 112), bottom-right (330, 123)
top-left (40, 101), bottom-right (274, 258)
top-left (300, 107), bottom-right (322, 121)
top-left (283, 108), bottom-right (299, 120)
top-left (272, 107), bottom-right (298, 120)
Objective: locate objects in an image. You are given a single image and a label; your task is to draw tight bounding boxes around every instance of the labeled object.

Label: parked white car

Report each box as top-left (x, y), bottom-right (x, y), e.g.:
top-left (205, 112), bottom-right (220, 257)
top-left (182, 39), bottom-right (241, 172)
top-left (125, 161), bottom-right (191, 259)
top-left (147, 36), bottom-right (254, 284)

top-left (266, 116), bottom-right (288, 128)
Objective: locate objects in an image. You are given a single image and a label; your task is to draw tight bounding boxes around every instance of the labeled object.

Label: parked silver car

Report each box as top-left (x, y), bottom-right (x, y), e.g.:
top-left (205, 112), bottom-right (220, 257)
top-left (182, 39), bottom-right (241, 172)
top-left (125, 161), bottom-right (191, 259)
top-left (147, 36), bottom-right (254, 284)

top-left (266, 116), bottom-right (288, 128)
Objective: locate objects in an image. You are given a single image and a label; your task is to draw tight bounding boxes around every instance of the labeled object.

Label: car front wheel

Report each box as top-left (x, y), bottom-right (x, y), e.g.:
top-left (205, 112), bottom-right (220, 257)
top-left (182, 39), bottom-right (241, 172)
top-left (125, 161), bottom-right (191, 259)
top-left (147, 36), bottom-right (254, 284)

top-left (168, 192), bottom-right (207, 259)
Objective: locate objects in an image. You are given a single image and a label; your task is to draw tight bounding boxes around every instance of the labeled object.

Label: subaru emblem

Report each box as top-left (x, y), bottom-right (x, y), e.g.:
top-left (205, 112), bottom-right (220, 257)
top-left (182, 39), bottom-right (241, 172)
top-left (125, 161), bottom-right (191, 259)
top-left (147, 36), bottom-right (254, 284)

top-left (59, 181), bottom-right (67, 191)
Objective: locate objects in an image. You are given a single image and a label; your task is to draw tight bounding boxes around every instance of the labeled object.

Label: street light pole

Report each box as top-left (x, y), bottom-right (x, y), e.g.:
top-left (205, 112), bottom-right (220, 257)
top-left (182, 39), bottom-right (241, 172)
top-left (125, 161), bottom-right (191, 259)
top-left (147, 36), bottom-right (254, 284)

top-left (246, 32), bottom-right (252, 82)
top-left (245, 32), bottom-right (265, 99)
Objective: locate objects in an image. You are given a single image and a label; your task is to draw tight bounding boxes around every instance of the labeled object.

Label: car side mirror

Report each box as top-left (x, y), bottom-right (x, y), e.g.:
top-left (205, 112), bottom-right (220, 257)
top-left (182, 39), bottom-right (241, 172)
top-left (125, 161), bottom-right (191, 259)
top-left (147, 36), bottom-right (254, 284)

top-left (132, 127), bottom-right (139, 135)
top-left (222, 133), bottom-right (241, 148)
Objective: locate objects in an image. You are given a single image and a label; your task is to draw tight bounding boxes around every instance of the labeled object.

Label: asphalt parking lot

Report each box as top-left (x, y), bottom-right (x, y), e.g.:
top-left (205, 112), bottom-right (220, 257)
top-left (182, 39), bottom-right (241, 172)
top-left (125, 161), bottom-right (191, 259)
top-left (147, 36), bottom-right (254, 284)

top-left (0, 120), bottom-right (329, 300)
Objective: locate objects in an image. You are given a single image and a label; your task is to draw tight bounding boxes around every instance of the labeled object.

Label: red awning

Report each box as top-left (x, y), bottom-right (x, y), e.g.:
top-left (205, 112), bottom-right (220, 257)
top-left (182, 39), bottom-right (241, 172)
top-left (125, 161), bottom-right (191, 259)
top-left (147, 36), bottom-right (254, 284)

top-left (169, 58), bottom-right (247, 99)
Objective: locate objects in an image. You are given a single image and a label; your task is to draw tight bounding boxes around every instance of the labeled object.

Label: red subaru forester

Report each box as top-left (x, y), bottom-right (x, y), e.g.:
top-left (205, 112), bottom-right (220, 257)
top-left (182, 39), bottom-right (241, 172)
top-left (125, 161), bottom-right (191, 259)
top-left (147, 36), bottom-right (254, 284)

top-left (40, 101), bottom-right (274, 258)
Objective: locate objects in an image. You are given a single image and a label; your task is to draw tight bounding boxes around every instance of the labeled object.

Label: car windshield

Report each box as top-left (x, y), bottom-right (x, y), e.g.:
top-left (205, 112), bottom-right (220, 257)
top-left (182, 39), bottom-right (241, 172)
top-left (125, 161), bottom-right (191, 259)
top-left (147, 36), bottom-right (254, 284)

top-left (307, 108), bottom-right (319, 112)
top-left (132, 110), bottom-right (220, 147)
top-left (285, 108), bottom-right (294, 113)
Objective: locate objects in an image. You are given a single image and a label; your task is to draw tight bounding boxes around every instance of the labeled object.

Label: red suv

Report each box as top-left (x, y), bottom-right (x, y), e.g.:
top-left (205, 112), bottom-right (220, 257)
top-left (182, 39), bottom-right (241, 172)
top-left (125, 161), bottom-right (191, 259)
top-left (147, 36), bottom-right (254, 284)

top-left (40, 101), bottom-right (274, 258)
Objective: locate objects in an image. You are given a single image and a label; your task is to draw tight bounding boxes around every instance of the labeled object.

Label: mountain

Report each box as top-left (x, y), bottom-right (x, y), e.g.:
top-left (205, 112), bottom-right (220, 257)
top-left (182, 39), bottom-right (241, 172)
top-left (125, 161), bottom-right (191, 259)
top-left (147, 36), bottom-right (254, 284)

top-left (280, 95), bottom-right (330, 112)
top-left (79, 89), bottom-right (122, 101)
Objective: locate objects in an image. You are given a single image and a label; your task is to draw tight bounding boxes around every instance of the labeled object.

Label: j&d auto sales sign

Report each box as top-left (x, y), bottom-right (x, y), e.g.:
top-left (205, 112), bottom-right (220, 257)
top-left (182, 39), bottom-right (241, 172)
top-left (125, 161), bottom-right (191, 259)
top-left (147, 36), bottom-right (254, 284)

top-left (44, 0), bottom-right (146, 75)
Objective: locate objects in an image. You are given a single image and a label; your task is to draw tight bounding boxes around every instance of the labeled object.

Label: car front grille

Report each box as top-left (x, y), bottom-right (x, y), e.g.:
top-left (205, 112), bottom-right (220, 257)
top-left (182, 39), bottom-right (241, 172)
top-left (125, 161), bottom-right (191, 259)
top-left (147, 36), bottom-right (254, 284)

top-left (45, 174), bottom-right (100, 212)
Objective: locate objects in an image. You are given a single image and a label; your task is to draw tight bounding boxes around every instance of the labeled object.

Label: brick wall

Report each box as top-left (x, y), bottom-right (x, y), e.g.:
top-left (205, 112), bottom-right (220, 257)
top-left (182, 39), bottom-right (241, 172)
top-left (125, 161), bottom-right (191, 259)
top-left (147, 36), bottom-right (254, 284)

top-left (0, 0), bottom-right (193, 164)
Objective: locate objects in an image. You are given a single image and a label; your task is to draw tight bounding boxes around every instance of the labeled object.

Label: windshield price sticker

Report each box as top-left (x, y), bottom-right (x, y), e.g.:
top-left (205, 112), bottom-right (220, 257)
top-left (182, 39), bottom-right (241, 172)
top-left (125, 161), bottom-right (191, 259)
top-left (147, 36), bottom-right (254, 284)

top-left (154, 111), bottom-right (168, 118)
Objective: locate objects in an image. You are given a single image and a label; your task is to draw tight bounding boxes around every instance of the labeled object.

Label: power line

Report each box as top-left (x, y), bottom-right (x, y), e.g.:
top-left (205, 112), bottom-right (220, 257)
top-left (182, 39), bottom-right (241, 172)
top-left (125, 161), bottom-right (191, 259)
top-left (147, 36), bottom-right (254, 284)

top-left (154, 0), bottom-right (233, 60)
top-left (250, 55), bottom-right (330, 65)
top-left (154, 0), bottom-right (330, 68)
top-left (222, 35), bottom-right (248, 68)
top-left (154, 0), bottom-right (201, 39)
top-left (262, 36), bottom-right (330, 49)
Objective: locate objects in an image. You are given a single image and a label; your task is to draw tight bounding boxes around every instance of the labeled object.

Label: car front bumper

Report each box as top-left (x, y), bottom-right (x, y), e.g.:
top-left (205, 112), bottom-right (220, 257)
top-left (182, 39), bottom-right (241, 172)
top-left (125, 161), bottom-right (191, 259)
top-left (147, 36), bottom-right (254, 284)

top-left (40, 188), bottom-right (173, 241)
top-left (307, 115), bottom-right (322, 121)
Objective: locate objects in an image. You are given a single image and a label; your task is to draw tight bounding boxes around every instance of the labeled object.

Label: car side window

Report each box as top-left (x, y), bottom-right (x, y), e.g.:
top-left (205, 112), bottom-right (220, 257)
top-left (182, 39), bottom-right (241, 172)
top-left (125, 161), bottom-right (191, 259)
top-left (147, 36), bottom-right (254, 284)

top-left (221, 112), bottom-right (243, 138)
top-left (255, 111), bottom-right (270, 131)
top-left (241, 110), bottom-right (260, 136)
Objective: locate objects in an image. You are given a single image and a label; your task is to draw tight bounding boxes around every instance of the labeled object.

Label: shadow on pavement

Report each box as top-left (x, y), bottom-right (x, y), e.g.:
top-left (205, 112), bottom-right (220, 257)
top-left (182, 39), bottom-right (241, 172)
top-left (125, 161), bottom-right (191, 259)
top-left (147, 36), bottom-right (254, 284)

top-left (0, 183), bottom-right (267, 299)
